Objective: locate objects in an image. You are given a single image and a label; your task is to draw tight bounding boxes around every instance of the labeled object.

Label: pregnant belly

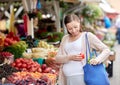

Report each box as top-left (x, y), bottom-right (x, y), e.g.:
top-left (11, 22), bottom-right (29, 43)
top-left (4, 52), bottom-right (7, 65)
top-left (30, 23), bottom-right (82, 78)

top-left (63, 61), bottom-right (84, 76)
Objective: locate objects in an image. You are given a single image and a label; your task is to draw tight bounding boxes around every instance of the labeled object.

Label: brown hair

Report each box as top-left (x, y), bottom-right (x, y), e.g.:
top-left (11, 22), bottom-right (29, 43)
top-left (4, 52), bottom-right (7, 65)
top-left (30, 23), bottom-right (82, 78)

top-left (64, 14), bottom-right (80, 25)
top-left (64, 14), bottom-right (82, 34)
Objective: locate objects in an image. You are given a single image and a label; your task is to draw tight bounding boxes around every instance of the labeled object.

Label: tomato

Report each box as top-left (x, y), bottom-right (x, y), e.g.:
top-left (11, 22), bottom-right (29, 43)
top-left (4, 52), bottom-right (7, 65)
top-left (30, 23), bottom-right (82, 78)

top-left (22, 68), bottom-right (27, 71)
top-left (21, 63), bottom-right (27, 68)
top-left (11, 62), bottom-right (16, 67)
top-left (43, 67), bottom-right (52, 73)
top-left (37, 68), bottom-right (42, 72)
top-left (15, 59), bottom-right (21, 63)
top-left (16, 63), bottom-right (22, 67)
top-left (80, 53), bottom-right (85, 59)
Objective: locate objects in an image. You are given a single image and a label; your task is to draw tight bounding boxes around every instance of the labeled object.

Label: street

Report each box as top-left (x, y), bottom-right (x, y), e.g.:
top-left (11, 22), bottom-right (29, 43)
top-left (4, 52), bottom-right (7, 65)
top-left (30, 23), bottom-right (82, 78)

top-left (110, 42), bottom-right (120, 85)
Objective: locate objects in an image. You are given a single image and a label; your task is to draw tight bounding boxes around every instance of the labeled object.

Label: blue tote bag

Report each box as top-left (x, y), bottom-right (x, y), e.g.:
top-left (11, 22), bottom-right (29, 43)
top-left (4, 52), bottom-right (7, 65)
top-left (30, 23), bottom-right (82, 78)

top-left (83, 33), bottom-right (110, 85)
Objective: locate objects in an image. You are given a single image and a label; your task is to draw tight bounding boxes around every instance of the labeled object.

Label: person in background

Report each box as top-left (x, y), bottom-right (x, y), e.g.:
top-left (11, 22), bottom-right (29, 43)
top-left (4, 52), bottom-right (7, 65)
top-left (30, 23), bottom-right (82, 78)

top-left (55, 14), bottom-right (110, 85)
top-left (103, 16), bottom-right (112, 29)
top-left (115, 15), bottom-right (120, 44)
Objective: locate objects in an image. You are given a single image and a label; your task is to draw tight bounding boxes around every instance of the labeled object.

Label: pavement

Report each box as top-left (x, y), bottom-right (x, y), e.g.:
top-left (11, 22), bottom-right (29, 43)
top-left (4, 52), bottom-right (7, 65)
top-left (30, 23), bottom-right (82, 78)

top-left (110, 42), bottom-right (120, 85)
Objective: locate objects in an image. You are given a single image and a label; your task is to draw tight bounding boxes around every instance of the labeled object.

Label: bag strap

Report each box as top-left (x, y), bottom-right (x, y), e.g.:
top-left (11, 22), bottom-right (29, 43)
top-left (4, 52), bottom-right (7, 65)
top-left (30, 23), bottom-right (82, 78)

top-left (85, 32), bottom-right (91, 62)
top-left (85, 32), bottom-right (97, 62)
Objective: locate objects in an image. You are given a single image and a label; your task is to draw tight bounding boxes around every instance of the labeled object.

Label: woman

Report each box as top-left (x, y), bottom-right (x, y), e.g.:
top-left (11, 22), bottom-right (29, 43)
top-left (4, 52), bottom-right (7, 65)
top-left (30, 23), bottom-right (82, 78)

top-left (55, 14), bottom-right (110, 85)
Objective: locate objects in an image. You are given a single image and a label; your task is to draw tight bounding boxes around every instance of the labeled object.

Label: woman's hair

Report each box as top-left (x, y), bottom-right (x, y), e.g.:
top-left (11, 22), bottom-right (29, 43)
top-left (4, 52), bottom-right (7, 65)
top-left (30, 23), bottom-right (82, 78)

top-left (64, 14), bottom-right (80, 25)
top-left (64, 14), bottom-right (82, 34)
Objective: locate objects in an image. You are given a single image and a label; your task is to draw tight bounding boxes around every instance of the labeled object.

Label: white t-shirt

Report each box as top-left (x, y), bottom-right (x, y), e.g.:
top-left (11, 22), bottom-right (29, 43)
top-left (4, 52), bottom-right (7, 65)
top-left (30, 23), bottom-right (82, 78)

top-left (63, 33), bottom-right (85, 76)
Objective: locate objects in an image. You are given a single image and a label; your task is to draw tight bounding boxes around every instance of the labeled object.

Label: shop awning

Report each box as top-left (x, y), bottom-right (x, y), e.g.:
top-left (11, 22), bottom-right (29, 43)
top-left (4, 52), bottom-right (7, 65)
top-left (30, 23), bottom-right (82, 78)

top-left (107, 0), bottom-right (120, 13)
top-left (106, 13), bottom-right (119, 19)
top-left (99, 2), bottom-right (119, 19)
top-left (99, 3), bottom-right (117, 13)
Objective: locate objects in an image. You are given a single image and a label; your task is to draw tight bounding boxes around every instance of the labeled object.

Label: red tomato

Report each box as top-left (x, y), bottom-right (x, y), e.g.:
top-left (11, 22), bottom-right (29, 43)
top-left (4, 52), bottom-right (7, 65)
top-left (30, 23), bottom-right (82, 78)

top-left (37, 68), bottom-right (42, 72)
top-left (22, 68), bottom-right (27, 71)
top-left (80, 53), bottom-right (85, 59)
top-left (11, 62), bottom-right (16, 67)
top-left (21, 64), bottom-right (27, 68)
top-left (43, 67), bottom-right (52, 73)
top-left (16, 63), bottom-right (22, 68)
top-left (15, 59), bottom-right (21, 63)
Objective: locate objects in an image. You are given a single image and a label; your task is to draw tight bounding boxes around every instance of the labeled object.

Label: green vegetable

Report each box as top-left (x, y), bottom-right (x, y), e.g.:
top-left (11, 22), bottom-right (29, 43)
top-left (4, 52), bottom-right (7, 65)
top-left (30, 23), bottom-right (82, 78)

top-left (81, 4), bottom-right (103, 23)
top-left (3, 41), bottom-right (28, 59)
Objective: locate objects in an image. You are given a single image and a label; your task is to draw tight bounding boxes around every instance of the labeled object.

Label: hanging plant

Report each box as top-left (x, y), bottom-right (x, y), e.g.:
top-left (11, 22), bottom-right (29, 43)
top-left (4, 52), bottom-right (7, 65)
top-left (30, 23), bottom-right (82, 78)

top-left (81, 4), bottom-right (103, 24)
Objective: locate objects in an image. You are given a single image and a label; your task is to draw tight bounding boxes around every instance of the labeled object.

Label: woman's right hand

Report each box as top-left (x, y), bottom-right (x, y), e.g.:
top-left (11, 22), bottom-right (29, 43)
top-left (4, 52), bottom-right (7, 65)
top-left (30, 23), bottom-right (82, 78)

top-left (69, 54), bottom-right (84, 61)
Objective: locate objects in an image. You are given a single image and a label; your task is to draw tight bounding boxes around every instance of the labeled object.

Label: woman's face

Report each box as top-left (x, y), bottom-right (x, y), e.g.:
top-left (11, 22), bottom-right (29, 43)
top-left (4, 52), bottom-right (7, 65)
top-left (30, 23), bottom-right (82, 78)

top-left (66, 21), bottom-right (81, 37)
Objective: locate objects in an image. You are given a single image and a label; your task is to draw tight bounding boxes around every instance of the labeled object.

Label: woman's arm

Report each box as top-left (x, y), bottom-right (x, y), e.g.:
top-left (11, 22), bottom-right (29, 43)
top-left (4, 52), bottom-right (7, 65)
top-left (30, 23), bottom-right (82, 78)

top-left (88, 32), bottom-right (111, 63)
top-left (55, 35), bottom-right (71, 64)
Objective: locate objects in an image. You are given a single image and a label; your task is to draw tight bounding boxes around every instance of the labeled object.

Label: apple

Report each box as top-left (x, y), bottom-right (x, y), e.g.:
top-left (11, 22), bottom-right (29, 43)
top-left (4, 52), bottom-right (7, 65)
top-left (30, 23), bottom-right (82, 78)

top-left (41, 64), bottom-right (47, 70)
top-left (43, 67), bottom-right (52, 73)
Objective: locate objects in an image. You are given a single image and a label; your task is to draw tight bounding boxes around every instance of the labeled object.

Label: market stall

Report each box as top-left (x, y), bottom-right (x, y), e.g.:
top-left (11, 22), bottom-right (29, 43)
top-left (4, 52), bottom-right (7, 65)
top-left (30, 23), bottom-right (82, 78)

top-left (0, 32), bottom-right (58, 84)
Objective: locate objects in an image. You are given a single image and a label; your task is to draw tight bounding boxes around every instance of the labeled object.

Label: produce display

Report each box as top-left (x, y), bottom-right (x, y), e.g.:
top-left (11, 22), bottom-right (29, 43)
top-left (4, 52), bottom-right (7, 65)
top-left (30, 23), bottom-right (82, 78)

top-left (0, 64), bottom-right (18, 79)
top-left (4, 41), bottom-right (28, 59)
top-left (47, 32), bottom-right (64, 42)
top-left (11, 58), bottom-right (57, 74)
top-left (0, 52), bottom-right (13, 59)
top-left (103, 32), bottom-right (116, 48)
top-left (37, 41), bottom-right (55, 49)
top-left (11, 58), bottom-right (41, 72)
top-left (41, 64), bottom-right (56, 74)
top-left (4, 32), bottom-right (20, 47)
top-left (0, 32), bottom-right (5, 52)
top-left (0, 32), bottom-right (58, 84)
top-left (0, 52), bottom-right (14, 64)
top-left (0, 34), bottom-right (5, 47)
top-left (25, 35), bottom-right (36, 48)
top-left (7, 72), bottom-right (57, 85)
top-left (23, 41), bottom-right (58, 59)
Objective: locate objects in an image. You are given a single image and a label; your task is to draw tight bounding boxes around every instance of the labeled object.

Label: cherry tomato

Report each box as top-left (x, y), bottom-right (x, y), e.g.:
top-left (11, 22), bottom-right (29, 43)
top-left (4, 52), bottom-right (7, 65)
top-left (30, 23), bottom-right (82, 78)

top-left (80, 53), bottom-right (85, 59)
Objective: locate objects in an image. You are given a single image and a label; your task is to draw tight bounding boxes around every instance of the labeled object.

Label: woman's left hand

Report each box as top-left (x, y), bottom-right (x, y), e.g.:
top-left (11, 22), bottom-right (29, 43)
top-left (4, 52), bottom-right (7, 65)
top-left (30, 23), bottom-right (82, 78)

top-left (90, 59), bottom-right (99, 65)
top-left (45, 58), bottom-right (60, 71)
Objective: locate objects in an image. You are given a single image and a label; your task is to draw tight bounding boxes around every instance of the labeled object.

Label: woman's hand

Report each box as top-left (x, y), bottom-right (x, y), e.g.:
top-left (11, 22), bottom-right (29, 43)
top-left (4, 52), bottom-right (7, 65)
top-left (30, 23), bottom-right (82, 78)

top-left (45, 58), bottom-right (60, 71)
top-left (69, 53), bottom-right (84, 61)
top-left (90, 58), bottom-right (99, 65)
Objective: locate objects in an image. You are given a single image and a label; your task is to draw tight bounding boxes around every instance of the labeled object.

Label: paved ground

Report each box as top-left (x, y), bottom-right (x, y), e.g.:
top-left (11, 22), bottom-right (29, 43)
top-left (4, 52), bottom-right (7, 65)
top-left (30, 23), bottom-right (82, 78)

top-left (110, 42), bottom-right (120, 85)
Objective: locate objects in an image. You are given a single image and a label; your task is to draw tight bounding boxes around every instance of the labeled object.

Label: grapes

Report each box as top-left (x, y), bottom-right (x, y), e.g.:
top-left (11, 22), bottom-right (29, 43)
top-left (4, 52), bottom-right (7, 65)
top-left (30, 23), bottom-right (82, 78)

top-left (0, 64), bottom-right (18, 79)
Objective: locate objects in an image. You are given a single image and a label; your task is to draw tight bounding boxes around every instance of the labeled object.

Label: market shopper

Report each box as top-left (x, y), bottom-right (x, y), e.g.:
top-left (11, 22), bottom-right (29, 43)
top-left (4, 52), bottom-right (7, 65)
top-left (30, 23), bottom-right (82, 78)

top-left (55, 14), bottom-right (111, 85)
top-left (115, 15), bottom-right (120, 44)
